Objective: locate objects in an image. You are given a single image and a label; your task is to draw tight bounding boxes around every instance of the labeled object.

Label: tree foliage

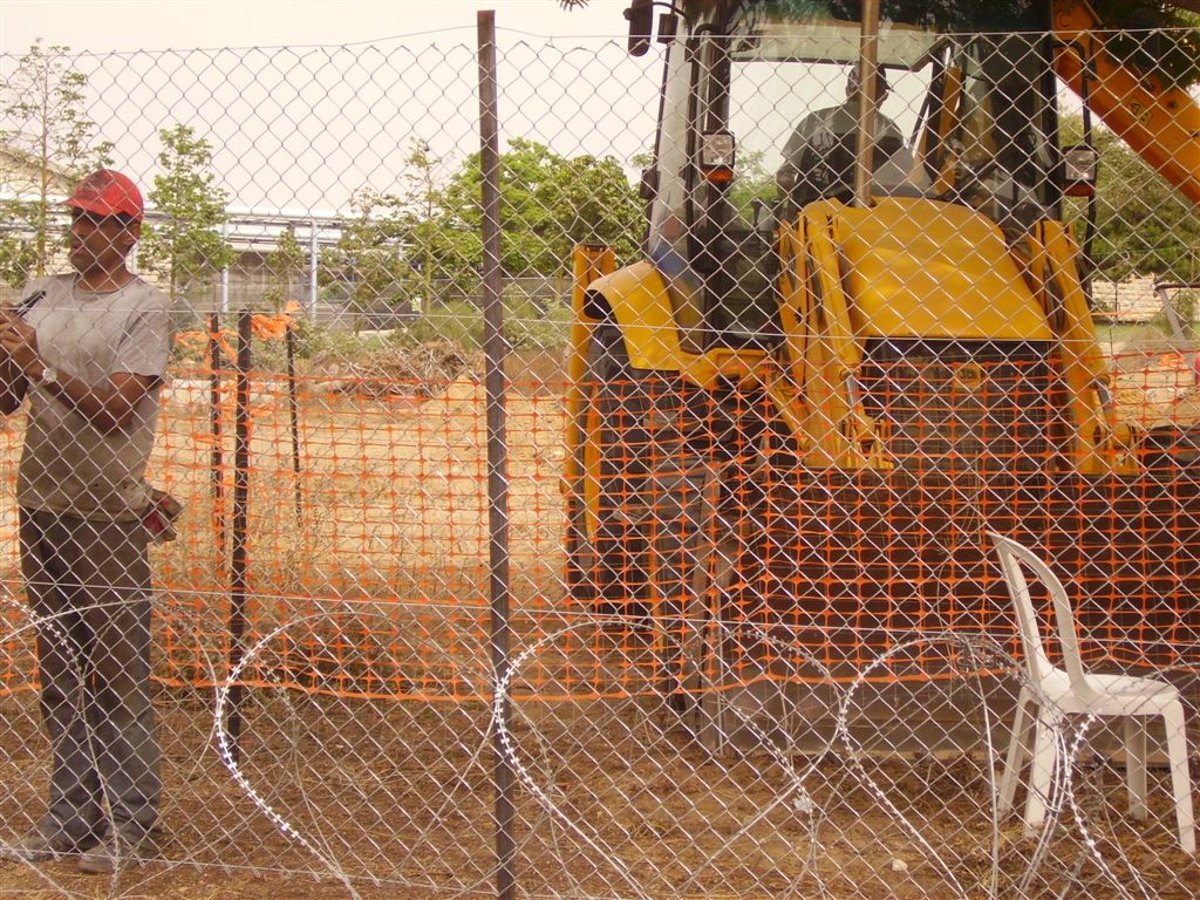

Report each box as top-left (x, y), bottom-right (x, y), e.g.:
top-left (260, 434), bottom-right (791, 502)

top-left (138, 125), bottom-right (236, 304)
top-left (1090, 134), bottom-right (1200, 282)
top-left (1089, 1), bottom-right (1200, 88)
top-left (262, 226), bottom-right (308, 311)
top-left (330, 139), bottom-right (642, 316)
top-left (396, 139), bottom-right (446, 315)
top-left (1063, 116), bottom-right (1200, 283)
top-left (320, 187), bottom-right (408, 328)
top-left (726, 148), bottom-right (775, 222)
top-left (322, 140), bottom-right (461, 325)
top-left (0, 40), bottom-right (112, 286)
top-left (435, 138), bottom-right (642, 282)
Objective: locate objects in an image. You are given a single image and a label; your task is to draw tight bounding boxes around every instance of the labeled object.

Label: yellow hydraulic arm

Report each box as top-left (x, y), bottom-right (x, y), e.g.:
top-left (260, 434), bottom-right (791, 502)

top-left (565, 245), bottom-right (616, 542)
top-left (1053, 0), bottom-right (1200, 204)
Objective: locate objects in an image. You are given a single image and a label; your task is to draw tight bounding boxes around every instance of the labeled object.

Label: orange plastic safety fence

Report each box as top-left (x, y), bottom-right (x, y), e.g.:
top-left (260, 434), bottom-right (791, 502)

top-left (1, 349), bottom-right (1198, 702)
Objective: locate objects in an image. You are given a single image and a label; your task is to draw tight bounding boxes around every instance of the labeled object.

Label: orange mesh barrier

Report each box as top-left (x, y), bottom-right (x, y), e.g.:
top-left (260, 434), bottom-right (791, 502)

top-left (1, 348), bottom-right (1198, 700)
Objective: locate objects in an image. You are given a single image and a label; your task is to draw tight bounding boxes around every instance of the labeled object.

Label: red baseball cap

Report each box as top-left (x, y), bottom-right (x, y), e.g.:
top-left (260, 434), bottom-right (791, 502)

top-left (65, 169), bottom-right (144, 222)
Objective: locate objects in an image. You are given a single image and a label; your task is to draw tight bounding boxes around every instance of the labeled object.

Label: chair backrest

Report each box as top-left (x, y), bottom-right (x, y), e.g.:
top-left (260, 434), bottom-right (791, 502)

top-left (987, 531), bottom-right (1090, 695)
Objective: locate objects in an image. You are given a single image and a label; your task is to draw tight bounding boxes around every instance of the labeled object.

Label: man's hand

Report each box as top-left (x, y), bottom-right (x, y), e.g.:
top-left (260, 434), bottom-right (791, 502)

top-left (0, 310), bottom-right (13, 363)
top-left (0, 308), bottom-right (20, 343)
top-left (0, 306), bottom-right (158, 430)
top-left (0, 309), bottom-right (31, 415)
top-left (0, 312), bottom-right (44, 381)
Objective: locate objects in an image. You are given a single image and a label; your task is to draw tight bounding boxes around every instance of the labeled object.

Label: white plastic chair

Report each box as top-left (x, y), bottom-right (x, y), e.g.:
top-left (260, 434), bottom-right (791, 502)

top-left (988, 531), bottom-right (1195, 854)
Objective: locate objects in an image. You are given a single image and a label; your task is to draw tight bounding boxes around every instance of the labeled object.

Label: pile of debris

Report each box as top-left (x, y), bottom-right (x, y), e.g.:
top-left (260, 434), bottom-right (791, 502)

top-left (312, 341), bottom-right (482, 399)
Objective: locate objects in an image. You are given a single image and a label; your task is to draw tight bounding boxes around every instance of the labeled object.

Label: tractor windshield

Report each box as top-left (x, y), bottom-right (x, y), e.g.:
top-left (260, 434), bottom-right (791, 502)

top-left (647, 0), bottom-right (1055, 348)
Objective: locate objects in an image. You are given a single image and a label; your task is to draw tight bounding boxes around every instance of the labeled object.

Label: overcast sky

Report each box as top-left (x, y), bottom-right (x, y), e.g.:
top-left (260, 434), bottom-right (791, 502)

top-left (0, 1), bottom-right (936, 219)
top-left (1, 1), bottom-right (633, 53)
top-left (1, 1), bottom-right (659, 215)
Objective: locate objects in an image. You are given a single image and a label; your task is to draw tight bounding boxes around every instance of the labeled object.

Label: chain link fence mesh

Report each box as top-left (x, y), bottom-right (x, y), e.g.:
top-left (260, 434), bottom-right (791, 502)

top-left (0, 10), bottom-right (1199, 898)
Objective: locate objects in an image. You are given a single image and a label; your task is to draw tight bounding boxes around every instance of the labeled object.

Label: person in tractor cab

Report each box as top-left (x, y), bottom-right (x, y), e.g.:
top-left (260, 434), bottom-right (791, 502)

top-left (775, 66), bottom-right (914, 207)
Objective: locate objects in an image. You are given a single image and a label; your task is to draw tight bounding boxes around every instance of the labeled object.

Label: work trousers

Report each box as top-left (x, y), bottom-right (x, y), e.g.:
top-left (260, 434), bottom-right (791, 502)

top-left (18, 508), bottom-right (161, 846)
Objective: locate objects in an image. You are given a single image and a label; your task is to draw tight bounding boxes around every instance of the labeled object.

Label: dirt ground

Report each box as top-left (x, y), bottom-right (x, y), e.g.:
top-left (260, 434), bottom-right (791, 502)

top-left (2, 642), bottom-right (1199, 899)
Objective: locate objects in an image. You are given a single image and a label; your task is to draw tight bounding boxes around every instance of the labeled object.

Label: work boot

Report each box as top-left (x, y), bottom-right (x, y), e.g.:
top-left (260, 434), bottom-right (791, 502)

top-left (0, 832), bottom-right (91, 863)
top-left (77, 832), bottom-right (155, 874)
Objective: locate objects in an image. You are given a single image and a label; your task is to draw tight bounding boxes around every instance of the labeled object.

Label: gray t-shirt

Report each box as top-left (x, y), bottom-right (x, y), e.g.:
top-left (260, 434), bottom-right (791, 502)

top-left (16, 274), bottom-right (171, 521)
top-left (778, 101), bottom-right (910, 197)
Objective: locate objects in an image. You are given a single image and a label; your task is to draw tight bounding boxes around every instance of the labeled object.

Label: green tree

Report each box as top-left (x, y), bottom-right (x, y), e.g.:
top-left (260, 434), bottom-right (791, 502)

top-left (545, 151), bottom-right (645, 263)
top-left (138, 125), bottom-right (236, 304)
top-left (1063, 116), bottom-right (1200, 283)
top-left (726, 148), bottom-right (774, 222)
top-left (0, 40), bottom-right (112, 286)
top-left (320, 187), bottom-right (407, 330)
top-left (435, 138), bottom-right (641, 282)
top-left (261, 225), bottom-right (308, 311)
top-left (1092, 135), bottom-right (1200, 282)
top-left (1088, 1), bottom-right (1200, 89)
top-left (397, 138), bottom-right (444, 314)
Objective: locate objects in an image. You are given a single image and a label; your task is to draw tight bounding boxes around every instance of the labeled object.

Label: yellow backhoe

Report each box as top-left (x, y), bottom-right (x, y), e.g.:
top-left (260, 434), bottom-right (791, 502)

top-left (561, 0), bottom-right (1200, 721)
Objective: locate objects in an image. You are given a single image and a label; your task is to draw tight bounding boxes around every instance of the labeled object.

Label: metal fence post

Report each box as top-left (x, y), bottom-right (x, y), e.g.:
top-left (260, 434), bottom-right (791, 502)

top-left (208, 312), bottom-right (227, 555)
top-left (285, 322), bottom-right (303, 528)
top-left (478, 10), bottom-right (516, 900)
top-left (308, 218), bottom-right (319, 322)
top-left (226, 309), bottom-right (253, 763)
top-left (220, 220), bottom-right (231, 315)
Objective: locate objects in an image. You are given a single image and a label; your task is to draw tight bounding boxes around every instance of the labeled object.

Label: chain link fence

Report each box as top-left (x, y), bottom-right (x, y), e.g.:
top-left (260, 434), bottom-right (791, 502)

top-left (1, 9), bottom-right (1199, 898)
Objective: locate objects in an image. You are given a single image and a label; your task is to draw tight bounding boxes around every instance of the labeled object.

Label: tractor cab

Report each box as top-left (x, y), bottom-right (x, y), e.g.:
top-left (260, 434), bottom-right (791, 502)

top-left (637, 0), bottom-right (1064, 353)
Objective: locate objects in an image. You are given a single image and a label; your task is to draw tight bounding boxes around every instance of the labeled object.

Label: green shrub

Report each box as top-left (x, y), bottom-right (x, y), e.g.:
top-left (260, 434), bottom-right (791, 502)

top-left (291, 319), bottom-right (393, 360)
top-left (388, 294), bottom-right (570, 353)
top-left (1149, 289), bottom-right (1199, 340)
top-left (393, 299), bottom-right (483, 349)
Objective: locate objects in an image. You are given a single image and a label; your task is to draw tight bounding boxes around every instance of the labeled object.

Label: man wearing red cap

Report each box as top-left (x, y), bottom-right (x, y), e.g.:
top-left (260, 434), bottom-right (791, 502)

top-left (0, 169), bottom-right (170, 873)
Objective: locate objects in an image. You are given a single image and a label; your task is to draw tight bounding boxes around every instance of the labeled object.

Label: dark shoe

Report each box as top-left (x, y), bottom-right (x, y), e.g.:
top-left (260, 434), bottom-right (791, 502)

top-left (77, 834), bottom-right (155, 874)
top-left (0, 832), bottom-right (85, 863)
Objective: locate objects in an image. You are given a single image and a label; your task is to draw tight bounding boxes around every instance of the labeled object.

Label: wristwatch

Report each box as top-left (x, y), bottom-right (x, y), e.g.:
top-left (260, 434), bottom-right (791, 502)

top-left (36, 365), bottom-right (59, 387)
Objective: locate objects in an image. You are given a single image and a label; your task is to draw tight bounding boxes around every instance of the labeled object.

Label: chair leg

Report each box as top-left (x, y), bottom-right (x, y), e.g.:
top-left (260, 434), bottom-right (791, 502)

top-left (1163, 702), bottom-right (1196, 855)
top-left (1025, 708), bottom-right (1059, 834)
top-left (1124, 716), bottom-right (1149, 820)
top-left (999, 689), bottom-right (1036, 818)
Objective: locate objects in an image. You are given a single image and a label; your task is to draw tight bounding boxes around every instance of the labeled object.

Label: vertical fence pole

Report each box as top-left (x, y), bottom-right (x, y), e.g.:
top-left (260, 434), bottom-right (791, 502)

top-left (853, 0), bottom-right (881, 208)
top-left (226, 309), bottom-right (253, 763)
top-left (477, 11), bottom-right (516, 900)
top-left (208, 312), bottom-right (226, 554)
top-left (219, 221), bottom-right (230, 316)
top-left (285, 323), bottom-right (303, 528)
top-left (307, 218), bottom-right (319, 323)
